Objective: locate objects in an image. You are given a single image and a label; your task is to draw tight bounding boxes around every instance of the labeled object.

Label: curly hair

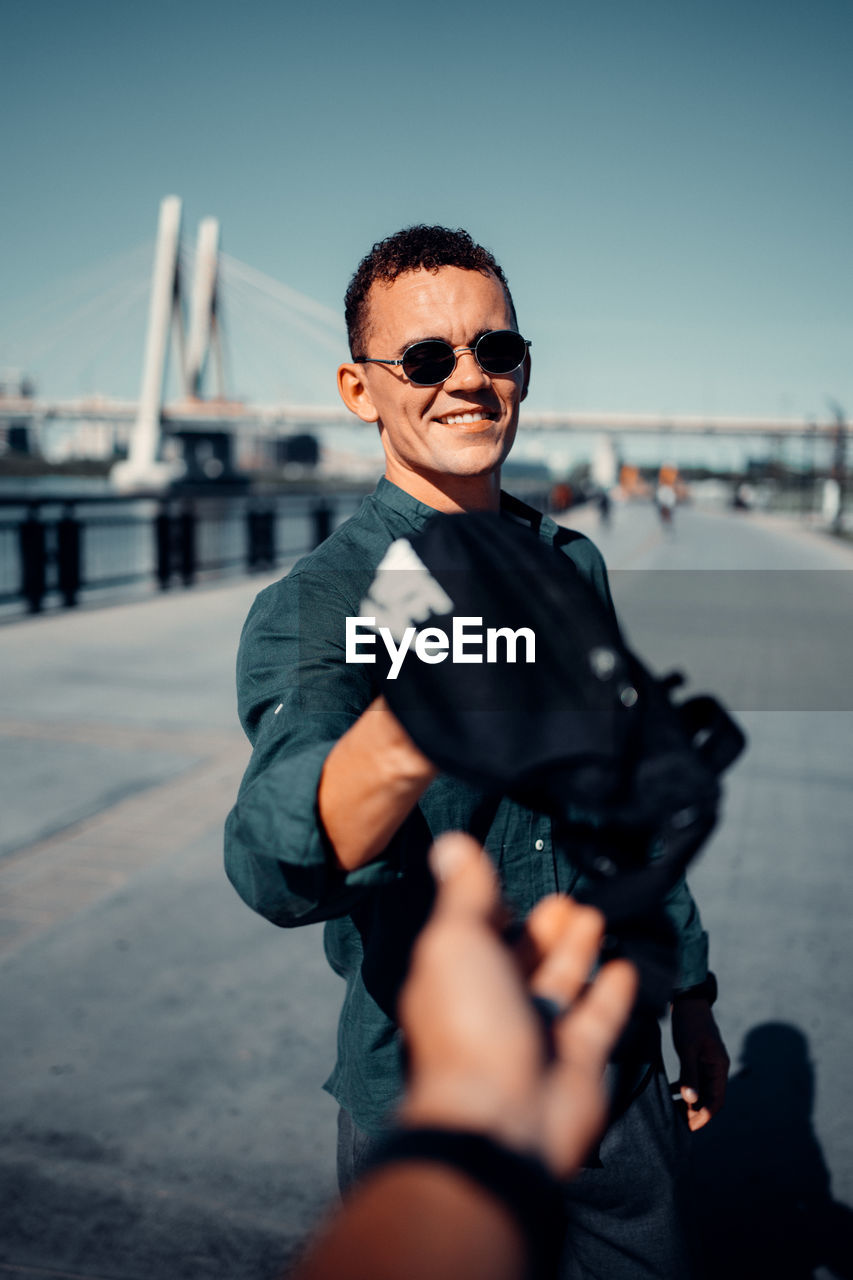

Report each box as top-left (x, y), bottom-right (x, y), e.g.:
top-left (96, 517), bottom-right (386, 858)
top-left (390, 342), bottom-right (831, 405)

top-left (344, 225), bottom-right (518, 358)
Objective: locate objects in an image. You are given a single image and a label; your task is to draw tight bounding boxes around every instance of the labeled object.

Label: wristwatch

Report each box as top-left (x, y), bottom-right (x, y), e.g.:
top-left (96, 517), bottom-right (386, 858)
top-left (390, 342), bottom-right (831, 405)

top-left (672, 970), bottom-right (718, 1006)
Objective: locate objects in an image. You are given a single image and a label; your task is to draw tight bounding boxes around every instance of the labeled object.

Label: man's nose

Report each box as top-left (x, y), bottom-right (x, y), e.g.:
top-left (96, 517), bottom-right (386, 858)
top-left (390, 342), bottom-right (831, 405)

top-left (445, 346), bottom-right (489, 390)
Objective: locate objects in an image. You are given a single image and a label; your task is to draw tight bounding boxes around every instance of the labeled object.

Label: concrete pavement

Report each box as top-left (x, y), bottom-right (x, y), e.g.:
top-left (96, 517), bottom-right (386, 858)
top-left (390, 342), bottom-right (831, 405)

top-left (0, 575), bottom-right (342, 1278)
top-left (566, 501), bottom-right (853, 1278)
top-left (2, 506), bottom-right (852, 1278)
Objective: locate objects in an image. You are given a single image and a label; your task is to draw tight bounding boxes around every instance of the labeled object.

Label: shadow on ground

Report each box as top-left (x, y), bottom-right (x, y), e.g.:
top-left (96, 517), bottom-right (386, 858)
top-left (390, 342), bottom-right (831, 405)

top-left (690, 1022), bottom-right (853, 1279)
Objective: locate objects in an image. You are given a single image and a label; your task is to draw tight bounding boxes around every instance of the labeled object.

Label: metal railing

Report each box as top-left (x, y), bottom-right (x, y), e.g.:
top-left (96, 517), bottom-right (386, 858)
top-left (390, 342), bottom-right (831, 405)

top-left (0, 490), bottom-right (367, 615)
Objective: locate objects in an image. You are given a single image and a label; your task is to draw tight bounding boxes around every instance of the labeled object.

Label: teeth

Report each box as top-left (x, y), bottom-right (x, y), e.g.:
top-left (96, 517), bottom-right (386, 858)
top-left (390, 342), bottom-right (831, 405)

top-left (440, 412), bottom-right (493, 425)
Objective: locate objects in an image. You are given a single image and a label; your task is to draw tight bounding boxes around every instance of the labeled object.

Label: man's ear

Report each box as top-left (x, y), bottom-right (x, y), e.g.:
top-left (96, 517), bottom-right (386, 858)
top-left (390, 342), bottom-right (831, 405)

top-left (519, 348), bottom-right (531, 403)
top-left (337, 362), bottom-right (380, 423)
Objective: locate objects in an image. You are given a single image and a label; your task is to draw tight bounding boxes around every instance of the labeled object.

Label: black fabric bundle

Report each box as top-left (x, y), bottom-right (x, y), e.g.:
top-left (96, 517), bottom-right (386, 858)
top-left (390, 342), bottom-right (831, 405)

top-left (361, 511), bottom-right (745, 930)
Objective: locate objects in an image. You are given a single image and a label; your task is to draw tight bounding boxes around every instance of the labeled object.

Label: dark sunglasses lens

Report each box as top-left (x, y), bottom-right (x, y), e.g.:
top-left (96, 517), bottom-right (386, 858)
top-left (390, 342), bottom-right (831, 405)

top-left (476, 331), bottom-right (527, 374)
top-left (402, 341), bottom-right (456, 386)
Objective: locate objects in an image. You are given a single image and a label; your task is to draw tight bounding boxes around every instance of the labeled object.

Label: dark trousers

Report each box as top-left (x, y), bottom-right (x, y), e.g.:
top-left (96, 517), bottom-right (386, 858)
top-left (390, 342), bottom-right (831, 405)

top-left (336, 1064), bottom-right (693, 1280)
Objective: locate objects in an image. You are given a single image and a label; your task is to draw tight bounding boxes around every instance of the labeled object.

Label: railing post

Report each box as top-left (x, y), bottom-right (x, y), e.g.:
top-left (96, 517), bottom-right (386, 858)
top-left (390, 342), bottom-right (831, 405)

top-left (156, 505), bottom-right (172, 589)
top-left (262, 509), bottom-right (276, 565)
top-left (20, 507), bottom-right (47, 613)
top-left (57, 505), bottom-right (81, 607)
top-left (252, 506), bottom-right (275, 568)
top-left (247, 507), bottom-right (275, 569)
top-left (246, 508), bottom-right (260, 570)
top-left (312, 500), bottom-right (332, 548)
top-left (179, 505), bottom-right (196, 586)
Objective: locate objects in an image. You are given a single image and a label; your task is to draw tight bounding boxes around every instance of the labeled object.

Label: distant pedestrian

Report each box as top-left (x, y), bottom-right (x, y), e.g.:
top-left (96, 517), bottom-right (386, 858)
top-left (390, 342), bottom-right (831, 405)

top-left (656, 482), bottom-right (676, 527)
top-left (550, 480), bottom-right (574, 512)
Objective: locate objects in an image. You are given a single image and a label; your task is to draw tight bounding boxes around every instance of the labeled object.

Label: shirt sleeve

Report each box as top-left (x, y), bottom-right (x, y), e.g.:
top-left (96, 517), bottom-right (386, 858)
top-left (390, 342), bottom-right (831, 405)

top-left (662, 875), bottom-right (709, 990)
top-left (559, 530), bottom-right (619, 622)
top-left (223, 566), bottom-right (411, 927)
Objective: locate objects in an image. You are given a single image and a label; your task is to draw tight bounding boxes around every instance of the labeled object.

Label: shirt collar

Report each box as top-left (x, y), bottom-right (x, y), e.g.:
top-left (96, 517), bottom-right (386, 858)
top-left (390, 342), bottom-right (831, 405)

top-left (373, 473), bottom-right (535, 524)
top-left (372, 476), bottom-right (440, 530)
top-left (373, 475), bottom-right (543, 540)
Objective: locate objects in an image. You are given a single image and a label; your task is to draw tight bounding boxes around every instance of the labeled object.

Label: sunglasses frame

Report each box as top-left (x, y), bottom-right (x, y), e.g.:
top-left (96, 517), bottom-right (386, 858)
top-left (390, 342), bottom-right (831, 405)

top-left (354, 329), bottom-right (531, 387)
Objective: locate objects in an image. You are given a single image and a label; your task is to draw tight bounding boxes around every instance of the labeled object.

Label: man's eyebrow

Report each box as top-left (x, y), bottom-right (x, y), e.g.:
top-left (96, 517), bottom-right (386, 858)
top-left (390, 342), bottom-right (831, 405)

top-left (392, 333), bottom-right (443, 355)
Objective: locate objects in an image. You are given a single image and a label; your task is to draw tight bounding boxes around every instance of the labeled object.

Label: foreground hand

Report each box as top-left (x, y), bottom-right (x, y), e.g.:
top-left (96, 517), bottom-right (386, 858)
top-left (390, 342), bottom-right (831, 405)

top-left (671, 997), bottom-right (730, 1131)
top-left (398, 833), bottom-right (638, 1178)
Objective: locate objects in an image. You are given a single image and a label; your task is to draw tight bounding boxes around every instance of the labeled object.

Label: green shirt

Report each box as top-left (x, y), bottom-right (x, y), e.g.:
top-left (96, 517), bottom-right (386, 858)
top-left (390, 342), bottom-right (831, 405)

top-left (224, 477), bottom-right (708, 1133)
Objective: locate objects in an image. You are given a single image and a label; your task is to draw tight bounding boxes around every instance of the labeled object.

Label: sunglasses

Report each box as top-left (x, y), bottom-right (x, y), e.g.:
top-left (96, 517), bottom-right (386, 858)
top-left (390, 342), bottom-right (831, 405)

top-left (355, 329), bottom-right (531, 387)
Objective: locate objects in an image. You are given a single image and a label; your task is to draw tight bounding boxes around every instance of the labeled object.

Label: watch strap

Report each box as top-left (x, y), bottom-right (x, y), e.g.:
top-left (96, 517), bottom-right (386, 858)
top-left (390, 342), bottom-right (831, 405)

top-left (365, 1127), bottom-right (566, 1275)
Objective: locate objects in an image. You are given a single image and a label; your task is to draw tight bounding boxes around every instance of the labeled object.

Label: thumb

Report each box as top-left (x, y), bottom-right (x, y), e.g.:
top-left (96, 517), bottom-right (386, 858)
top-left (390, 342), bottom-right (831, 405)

top-left (678, 1046), bottom-right (700, 1105)
top-left (428, 833), bottom-right (499, 920)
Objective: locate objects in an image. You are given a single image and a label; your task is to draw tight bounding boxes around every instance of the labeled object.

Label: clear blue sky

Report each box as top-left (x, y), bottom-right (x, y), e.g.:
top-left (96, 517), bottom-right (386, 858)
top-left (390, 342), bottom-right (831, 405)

top-left (2, 0), bottom-right (851, 421)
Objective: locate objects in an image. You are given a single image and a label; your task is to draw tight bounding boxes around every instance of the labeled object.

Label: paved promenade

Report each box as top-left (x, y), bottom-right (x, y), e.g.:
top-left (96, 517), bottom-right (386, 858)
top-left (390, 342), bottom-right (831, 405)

top-left (0, 574), bottom-right (343, 1278)
top-left (1, 503), bottom-right (852, 1278)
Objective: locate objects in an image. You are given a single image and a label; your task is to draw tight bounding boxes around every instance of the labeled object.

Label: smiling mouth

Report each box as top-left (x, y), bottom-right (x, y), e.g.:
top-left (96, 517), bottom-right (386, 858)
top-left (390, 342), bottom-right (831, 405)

top-left (435, 410), bottom-right (498, 426)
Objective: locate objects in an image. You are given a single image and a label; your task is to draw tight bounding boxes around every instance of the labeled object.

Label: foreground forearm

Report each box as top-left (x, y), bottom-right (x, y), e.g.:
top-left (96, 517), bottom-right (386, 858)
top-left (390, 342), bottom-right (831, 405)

top-left (291, 1163), bottom-right (525, 1280)
top-left (318, 697), bottom-right (437, 870)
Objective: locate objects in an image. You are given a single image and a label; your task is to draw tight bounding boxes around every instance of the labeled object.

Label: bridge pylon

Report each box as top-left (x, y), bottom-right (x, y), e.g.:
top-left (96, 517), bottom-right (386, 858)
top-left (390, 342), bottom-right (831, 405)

top-left (113, 196), bottom-right (186, 490)
top-left (113, 197), bottom-right (229, 491)
top-left (185, 216), bottom-right (225, 399)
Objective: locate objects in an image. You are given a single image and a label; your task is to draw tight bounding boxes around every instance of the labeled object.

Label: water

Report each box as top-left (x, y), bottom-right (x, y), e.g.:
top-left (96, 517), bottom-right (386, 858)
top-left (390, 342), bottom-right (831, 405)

top-left (0, 474), bottom-right (114, 497)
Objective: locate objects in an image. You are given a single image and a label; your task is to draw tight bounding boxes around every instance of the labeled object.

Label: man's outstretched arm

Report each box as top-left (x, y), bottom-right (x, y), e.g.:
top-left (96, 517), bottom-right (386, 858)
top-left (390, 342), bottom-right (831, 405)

top-left (226, 571), bottom-right (437, 926)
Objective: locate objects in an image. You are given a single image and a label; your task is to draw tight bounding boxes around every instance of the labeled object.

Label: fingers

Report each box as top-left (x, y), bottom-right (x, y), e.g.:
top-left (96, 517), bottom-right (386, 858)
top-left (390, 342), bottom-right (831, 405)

top-left (690, 1055), bottom-right (729, 1130)
top-left (678, 1045), bottom-right (729, 1131)
top-left (680, 1087), bottom-right (716, 1131)
top-left (428, 833), bottom-right (500, 920)
top-left (527, 898), bottom-right (606, 1007)
top-left (539, 959), bottom-right (638, 1176)
top-left (514, 894), bottom-right (577, 976)
top-left (553, 959), bottom-right (639, 1072)
top-left (676, 1043), bottom-right (703, 1128)
top-left (681, 1094), bottom-right (713, 1131)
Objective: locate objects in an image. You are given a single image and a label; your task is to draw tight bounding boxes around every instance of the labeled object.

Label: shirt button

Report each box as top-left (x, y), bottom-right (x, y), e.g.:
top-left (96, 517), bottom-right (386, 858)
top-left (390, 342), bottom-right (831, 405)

top-left (534, 838), bottom-right (545, 851)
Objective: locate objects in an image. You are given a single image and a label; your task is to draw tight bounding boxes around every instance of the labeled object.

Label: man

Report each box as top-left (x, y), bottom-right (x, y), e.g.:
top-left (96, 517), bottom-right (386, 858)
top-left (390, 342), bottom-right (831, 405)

top-left (225, 226), bottom-right (728, 1278)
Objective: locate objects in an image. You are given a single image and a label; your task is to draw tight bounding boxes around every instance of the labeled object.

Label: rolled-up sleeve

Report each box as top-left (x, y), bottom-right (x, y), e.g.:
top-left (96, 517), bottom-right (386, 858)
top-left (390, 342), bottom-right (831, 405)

top-left (224, 566), bottom-right (405, 927)
top-left (663, 875), bottom-right (709, 990)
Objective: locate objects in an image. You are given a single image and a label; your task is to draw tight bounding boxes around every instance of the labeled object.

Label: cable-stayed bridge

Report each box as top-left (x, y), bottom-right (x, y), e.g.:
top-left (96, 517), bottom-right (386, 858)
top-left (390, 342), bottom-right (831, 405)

top-left (0, 196), bottom-right (847, 491)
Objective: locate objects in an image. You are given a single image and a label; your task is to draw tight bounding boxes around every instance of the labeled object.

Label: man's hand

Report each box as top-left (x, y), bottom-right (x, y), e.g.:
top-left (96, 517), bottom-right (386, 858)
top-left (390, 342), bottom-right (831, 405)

top-left (398, 833), bottom-right (638, 1178)
top-left (671, 997), bottom-right (730, 1131)
top-left (318, 696), bottom-right (437, 871)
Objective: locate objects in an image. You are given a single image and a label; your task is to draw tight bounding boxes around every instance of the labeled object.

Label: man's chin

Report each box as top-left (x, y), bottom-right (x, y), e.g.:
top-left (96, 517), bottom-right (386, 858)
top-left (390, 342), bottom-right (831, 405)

top-left (435, 457), bottom-right (506, 480)
top-left (436, 436), bottom-right (514, 477)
